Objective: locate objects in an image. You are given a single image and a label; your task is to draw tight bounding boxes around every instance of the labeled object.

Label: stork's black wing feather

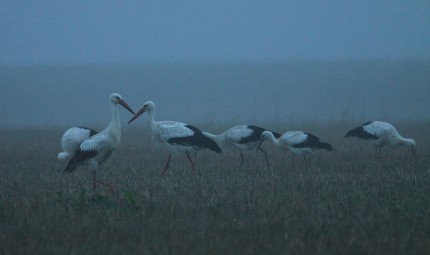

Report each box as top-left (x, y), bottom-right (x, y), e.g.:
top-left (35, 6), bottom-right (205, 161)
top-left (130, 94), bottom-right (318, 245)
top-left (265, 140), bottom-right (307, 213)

top-left (238, 125), bottom-right (265, 144)
top-left (345, 122), bottom-right (378, 139)
top-left (167, 125), bottom-right (222, 153)
top-left (63, 148), bottom-right (98, 173)
top-left (293, 133), bottom-right (334, 151)
top-left (78, 127), bottom-right (98, 137)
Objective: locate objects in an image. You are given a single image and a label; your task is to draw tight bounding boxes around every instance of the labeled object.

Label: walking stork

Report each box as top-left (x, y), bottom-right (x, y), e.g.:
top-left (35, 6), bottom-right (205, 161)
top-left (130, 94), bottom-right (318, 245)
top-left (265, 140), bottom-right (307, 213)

top-left (203, 125), bottom-right (281, 169)
top-left (127, 101), bottom-right (221, 176)
top-left (344, 121), bottom-right (416, 158)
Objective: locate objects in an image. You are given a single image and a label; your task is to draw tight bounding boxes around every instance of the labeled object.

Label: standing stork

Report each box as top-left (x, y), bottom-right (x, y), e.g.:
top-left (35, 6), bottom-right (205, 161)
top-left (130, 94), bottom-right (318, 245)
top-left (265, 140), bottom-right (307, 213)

top-left (257, 131), bottom-right (334, 159)
top-left (58, 127), bottom-right (98, 160)
top-left (344, 121), bottom-right (416, 158)
top-left (127, 101), bottom-right (222, 176)
top-left (62, 93), bottom-right (135, 191)
top-left (203, 125), bottom-right (281, 169)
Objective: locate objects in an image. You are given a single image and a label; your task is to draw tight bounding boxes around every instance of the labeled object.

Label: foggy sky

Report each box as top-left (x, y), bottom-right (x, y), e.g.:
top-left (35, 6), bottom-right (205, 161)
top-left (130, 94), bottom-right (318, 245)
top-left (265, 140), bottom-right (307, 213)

top-left (1, 1), bottom-right (430, 65)
top-left (1, 1), bottom-right (429, 129)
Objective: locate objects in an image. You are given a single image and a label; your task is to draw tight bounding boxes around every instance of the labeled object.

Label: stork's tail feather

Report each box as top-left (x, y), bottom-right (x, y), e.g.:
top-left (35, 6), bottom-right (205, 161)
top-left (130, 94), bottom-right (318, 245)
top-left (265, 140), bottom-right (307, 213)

top-left (320, 142), bottom-right (335, 151)
top-left (345, 126), bottom-right (377, 140)
top-left (271, 131), bottom-right (282, 139)
top-left (345, 127), bottom-right (363, 138)
top-left (200, 135), bottom-right (222, 153)
top-left (182, 125), bottom-right (222, 153)
top-left (57, 152), bottom-right (69, 161)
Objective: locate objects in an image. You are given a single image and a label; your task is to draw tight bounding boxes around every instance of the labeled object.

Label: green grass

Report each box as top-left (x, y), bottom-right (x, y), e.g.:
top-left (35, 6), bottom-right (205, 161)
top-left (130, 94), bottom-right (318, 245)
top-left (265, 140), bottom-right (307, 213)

top-left (1, 124), bottom-right (430, 255)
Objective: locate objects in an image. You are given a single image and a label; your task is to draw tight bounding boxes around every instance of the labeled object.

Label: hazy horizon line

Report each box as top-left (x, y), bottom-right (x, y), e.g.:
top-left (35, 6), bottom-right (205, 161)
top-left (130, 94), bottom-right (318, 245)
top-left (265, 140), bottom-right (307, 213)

top-left (1, 57), bottom-right (430, 69)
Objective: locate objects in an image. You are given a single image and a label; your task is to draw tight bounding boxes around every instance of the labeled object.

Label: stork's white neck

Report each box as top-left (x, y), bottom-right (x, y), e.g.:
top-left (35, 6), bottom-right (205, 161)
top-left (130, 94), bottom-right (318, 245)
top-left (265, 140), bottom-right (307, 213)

top-left (396, 136), bottom-right (415, 147)
top-left (264, 132), bottom-right (282, 149)
top-left (147, 107), bottom-right (156, 132)
top-left (203, 131), bottom-right (227, 148)
top-left (105, 102), bottom-right (121, 141)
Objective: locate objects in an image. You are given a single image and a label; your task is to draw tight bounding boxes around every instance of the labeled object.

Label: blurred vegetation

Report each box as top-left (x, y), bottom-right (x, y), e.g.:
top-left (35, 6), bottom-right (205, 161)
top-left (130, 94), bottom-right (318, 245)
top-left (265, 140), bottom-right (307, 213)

top-left (0, 123), bottom-right (429, 254)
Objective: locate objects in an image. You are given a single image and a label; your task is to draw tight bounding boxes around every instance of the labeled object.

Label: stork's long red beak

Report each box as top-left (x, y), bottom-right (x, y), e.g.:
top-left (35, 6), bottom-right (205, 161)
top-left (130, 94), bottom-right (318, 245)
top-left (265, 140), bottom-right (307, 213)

top-left (128, 107), bottom-right (146, 124)
top-left (118, 99), bottom-right (135, 115)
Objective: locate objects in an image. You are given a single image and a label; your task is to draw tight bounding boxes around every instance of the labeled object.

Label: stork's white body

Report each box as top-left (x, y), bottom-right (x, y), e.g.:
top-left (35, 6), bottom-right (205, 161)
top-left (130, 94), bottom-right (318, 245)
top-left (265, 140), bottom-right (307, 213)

top-left (281, 131), bottom-right (330, 156)
top-left (203, 125), bottom-right (281, 168)
top-left (203, 125), bottom-right (272, 150)
top-left (151, 120), bottom-right (199, 153)
top-left (345, 121), bottom-right (416, 158)
top-left (259, 130), bottom-right (334, 157)
top-left (76, 122), bottom-right (121, 169)
top-left (58, 127), bottom-right (97, 160)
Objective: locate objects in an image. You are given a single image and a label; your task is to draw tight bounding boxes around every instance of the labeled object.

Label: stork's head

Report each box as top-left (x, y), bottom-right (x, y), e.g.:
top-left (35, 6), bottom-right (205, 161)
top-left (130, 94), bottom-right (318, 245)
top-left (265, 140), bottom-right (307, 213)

top-left (407, 138), bottom-right (416, 156)
top-left (397, 137), bottom-right (417, 156)
top-left (128, 101), bottom-right (155, 124)
top-left (109, 93), bottom-right (135, 114)
top-left (255, 131), bottom-right (272, 151)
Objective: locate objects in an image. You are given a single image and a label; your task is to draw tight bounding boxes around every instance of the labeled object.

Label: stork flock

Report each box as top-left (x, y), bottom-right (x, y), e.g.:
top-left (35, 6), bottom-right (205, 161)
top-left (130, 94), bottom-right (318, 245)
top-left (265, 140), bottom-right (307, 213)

top-left (58, 93), bottom-right (417, 190)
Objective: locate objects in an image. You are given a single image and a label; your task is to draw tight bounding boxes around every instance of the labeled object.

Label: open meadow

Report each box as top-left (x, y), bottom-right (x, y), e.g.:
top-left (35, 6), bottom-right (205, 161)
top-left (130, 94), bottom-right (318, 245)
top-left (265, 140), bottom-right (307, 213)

top-left (1, 122), bottom-right (430, 255)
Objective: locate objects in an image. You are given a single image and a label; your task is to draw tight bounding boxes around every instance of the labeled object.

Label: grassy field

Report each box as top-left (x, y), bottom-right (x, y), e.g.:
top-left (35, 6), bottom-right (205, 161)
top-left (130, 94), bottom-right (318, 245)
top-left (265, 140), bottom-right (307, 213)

top-left (1, 123), bottom-right (429, 255)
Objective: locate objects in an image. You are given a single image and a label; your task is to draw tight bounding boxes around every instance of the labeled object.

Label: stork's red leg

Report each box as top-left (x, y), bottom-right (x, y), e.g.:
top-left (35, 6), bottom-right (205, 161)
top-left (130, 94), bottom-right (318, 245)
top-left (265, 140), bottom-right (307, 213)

top-left (91, 170), bottom-right (115, 193)
top-left (258, 148), bottom-right (270, 170)
top-left (91, 170), bottom-right (97, 191)
top-left (161, 154), bottom-right (172, 176)
top-left (186, 152), bottom-right (196, 175)
top-left (239, 152), bottom-right (244, 169)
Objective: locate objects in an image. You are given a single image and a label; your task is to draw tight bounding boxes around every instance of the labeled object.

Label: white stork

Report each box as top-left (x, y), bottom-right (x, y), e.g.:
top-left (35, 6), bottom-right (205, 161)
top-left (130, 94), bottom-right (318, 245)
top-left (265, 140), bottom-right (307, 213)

top-left (127, 101), bottom-right (222, 176)
top-left (344, 121), bottom-right (416, 158)
top-left (203, 125), bottom-right (281, 169)
top-left (62, 93), bottom-right (135, 191)
top-left (58, 127), bottom-right (98, 160)
top-left (257, 130), bottom-right (334, 158)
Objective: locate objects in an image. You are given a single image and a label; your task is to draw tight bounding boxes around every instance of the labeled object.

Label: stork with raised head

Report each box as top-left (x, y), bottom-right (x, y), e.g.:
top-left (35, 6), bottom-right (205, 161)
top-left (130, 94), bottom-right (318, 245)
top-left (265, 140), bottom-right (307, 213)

top-left (203, 125), bottom-right (281, 169)
top-left (257, 130), bottom-right (334, 158)
top-left (127, 101), bottom-right (222, 176)
top-left (62, 93), bottom-right (135, 191)
top-left (344, 121), bottom-right (416, 158)
top-left (58, 127), bottom-right (98, 160)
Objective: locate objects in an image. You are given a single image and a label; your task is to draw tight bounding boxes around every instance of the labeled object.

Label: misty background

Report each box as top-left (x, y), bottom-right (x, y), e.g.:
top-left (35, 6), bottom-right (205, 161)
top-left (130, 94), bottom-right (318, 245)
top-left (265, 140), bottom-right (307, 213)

top-left (1, 1), bottom-right (429, 129)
